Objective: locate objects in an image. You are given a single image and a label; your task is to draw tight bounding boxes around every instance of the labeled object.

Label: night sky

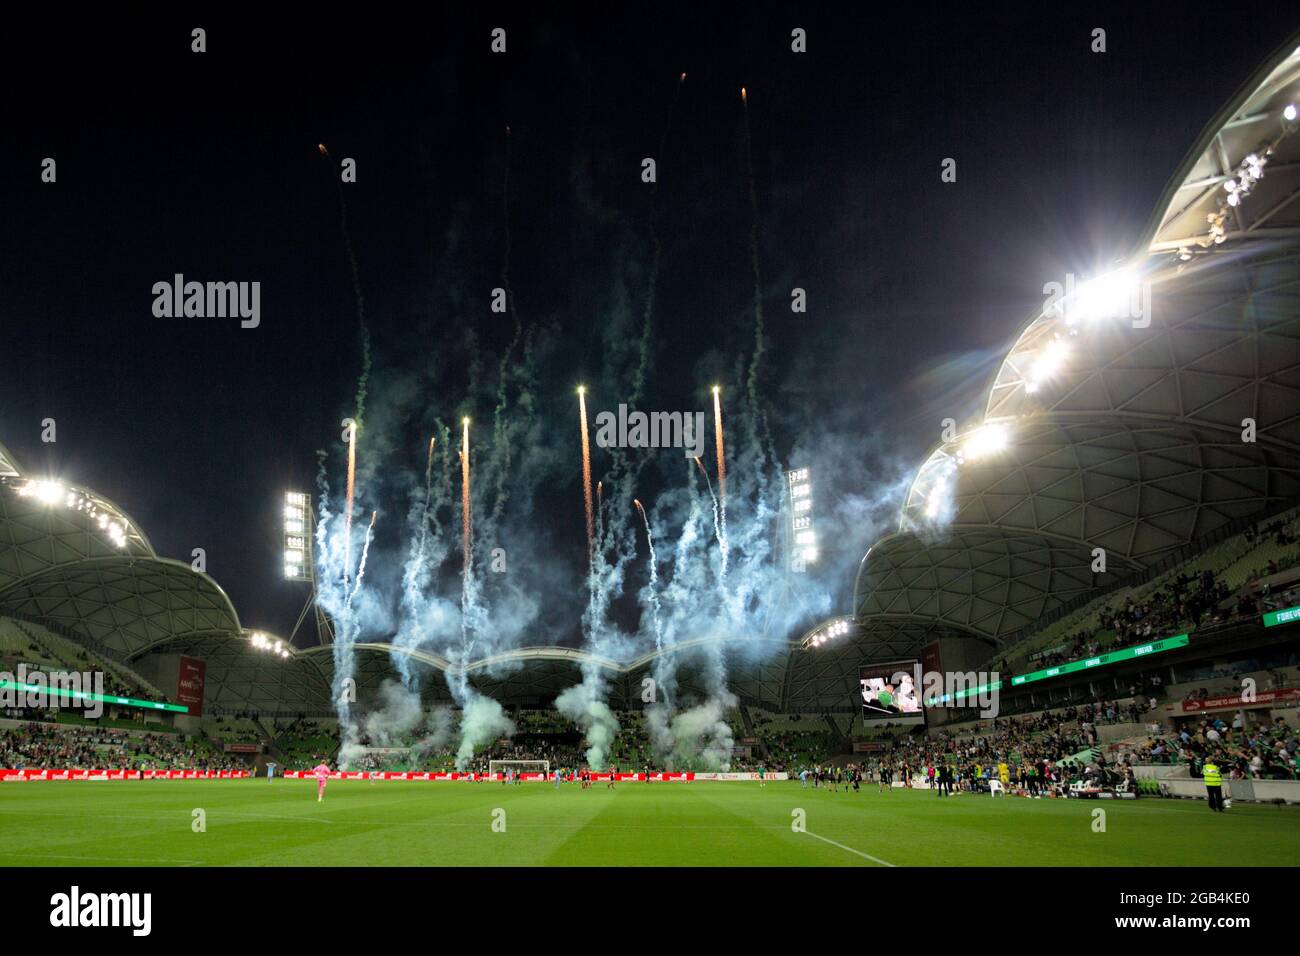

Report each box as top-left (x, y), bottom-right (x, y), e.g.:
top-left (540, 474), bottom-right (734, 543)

top-left (3, 5), bottom-right (1299, 640)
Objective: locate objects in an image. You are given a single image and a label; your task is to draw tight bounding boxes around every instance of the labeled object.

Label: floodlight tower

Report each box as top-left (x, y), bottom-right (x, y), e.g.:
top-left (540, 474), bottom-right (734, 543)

top-left (755, 466), bottom-right (819, 640)
top-left (283, 491), bottom-right (335, 646)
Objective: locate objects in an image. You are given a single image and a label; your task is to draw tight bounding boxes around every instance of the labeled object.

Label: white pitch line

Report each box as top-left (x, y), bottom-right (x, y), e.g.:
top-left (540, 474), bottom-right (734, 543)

top-left (21, 852), bottom-right (205, 866)
top-left (804, 830), bottom-right (895, 867)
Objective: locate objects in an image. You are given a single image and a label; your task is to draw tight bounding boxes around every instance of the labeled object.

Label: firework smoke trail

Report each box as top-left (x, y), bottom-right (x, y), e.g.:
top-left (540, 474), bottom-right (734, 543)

top-left (630, 72), bottom-right (686, 408)
top-left (490, 126), bottom-right (525, 531)
top-left (692, 455), bottom-right (724, 557)
top-left (739, 89), bottom-right (776, 485)
top-left (393, 438), bottom-right (437, 689)
top-left (646, 461), bottom-right (710, 764)
top-left (319, 142), bottom-right (368, 334)
top-left (319, 142), bottom-right (372, 580)
top-left (350, 510), bottom-right (378, 603)
top-left (332, 507), bottom-right (377, 768)
top-left (578, 388), bottom-right (595, 561)
top-left (633, 499), bottom-right (664, 654)
top-left (439, 415), bottom-right (518, 770)
top-left (311, 452), bottom-right (357, 741)
top-left (457, 418), bottom-right (478, 699)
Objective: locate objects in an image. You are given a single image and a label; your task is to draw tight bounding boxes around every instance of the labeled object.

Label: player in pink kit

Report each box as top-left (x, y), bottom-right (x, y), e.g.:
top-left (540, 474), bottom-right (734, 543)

top-left (313, 762), bottom-right (331, 802)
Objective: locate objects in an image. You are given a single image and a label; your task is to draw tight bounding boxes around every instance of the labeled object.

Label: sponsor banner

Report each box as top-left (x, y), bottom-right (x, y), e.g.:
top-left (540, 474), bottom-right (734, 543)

top-left (853, 741), bottom-right (887, 753)
top-left (176, 656), bottom-right (206, 717)
top-left (695, 772), bottom-right (790, 781)
top-left (225, 743), bottom-right (260, 753)
top-left (1, 768), bottom-right (248, 780)
top-left (1178, 687), bottom-right (1300, 714)
top-left (277, 770), bottom-right (789, 782)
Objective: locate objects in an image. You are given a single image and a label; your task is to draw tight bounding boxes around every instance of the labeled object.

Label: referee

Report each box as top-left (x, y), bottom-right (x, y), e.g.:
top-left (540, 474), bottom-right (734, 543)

top-left (1203, 759), bottom-right (1225, 812)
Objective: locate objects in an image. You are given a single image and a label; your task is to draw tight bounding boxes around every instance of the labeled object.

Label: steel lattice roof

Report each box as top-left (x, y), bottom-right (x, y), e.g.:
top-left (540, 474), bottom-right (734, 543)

top-left (852, 35), bottom-right (1300, 661)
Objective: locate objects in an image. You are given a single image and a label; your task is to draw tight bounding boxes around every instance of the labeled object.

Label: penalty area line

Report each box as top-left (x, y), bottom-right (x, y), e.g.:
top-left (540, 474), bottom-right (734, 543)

top-left (803, 829), bottom-right (895, 867)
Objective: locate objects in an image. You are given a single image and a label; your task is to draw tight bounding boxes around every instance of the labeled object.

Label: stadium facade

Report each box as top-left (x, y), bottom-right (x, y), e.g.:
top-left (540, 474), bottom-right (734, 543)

top-left (3, 35), bottom-right (1300, 727)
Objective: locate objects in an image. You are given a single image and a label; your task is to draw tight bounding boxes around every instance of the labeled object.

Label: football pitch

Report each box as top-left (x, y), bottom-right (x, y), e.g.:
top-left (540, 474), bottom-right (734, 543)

top-left (2, 780), bottom-right (1297, 867)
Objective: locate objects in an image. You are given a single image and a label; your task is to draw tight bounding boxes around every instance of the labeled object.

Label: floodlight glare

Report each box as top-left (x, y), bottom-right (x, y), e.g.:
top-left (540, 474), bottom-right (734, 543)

top-left (961, 423), bottom-right (1010, 461)
top-left (1068, 267), bottom-right (1140, 324)
top-left (1025, 336), bottom-right (1070, 393)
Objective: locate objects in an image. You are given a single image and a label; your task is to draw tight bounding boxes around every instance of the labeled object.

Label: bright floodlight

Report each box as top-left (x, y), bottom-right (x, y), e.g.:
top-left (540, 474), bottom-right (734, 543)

top-left (787, 467), bottom-right (817, 569)
top-left (283, 492), bottom-right (313, 582)
top-left (961, 423), bottom-right (1010, 461)
top-left (1285, 103), bottom-right (1297, 122)
top-left (1025, 336), bottom-right (1070, 394)
top-left (20, 479), bottom-right (66, 505)
top-left (15, 478), bottom-right (129, 549)
top-left (1068, 267), bottom-right (1139, 324)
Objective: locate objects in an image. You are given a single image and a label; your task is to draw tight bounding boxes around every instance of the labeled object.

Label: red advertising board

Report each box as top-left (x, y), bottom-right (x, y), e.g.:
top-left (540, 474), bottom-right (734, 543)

top-left (0, 768), bottom-right (249, 780)
top-left (176, 656), bottom-right (206, 716)
top-left (1180, 687), bottom-right (1300, 713)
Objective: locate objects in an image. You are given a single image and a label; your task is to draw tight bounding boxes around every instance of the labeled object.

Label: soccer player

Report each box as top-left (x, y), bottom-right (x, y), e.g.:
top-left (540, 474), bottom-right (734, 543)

top-left (607, 766), bottom-right (617, 790)
top-left (758, 764), bottom-right (766, 787)
top-left (313, 761), bottom-right (331, 802)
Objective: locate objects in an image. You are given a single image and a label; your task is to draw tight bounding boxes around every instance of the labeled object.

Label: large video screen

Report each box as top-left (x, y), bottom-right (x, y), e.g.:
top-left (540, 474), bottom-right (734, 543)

top-left (859, 661), bottom-right (925, 725)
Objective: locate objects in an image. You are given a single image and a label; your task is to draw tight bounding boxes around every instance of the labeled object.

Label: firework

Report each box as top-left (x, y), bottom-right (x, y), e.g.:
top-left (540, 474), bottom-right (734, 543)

top-left (461, 418), bottom-right (472, 576)
top-left (348, 510), bottom-right (378, 604)
top-left (713, 385), bottom-right (728, 530)
top-left (344, 419), bottom-right (357, 581)
top-left (633, 499), bottom-right (663, 652)
top-left (578, 387), bottom-right (594, 559)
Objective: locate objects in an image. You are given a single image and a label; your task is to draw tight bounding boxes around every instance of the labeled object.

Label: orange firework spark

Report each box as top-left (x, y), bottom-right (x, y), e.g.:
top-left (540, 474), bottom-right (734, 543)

top-left (578, 388), bottom-right (594, 558)
top-left (461, 418), bottom-right (472, 575)
top-left (740, 86), bottom-right (747, 103)
top-left (318, 143), bottom-right (329, 157)
top-left (712, 387), bottom-right (727, 507)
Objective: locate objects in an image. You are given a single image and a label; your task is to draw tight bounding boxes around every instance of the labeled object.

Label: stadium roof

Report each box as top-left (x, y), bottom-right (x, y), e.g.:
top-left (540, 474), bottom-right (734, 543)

top-left (853, 33), bottom-right (1300, 656)
top-left (0, 460), bottom-right (242, 662)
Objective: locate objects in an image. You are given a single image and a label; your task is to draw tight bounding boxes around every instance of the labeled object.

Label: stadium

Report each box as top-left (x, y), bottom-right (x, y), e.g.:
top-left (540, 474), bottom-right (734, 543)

top-left (4, 15), bottom-right (1300, 881)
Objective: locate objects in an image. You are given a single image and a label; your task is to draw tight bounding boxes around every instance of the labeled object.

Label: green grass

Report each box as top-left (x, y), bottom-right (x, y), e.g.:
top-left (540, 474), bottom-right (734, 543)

top-left (1, 780), bottom-right (1296, 866)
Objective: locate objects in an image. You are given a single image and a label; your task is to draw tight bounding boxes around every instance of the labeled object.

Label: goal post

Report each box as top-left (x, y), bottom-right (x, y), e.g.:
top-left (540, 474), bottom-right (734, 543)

top-left (489, 760), bottom-right (550, 777)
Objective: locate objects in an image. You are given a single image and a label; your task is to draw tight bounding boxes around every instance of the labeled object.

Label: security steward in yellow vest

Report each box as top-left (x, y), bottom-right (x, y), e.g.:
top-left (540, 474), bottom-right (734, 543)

top-left (1202, 760), bottom-right (1225, 812)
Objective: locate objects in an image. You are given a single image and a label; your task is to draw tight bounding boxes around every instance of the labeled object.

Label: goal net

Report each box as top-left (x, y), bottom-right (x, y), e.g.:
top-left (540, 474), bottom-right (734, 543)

top-left (489, 760), bottom-right (549, 777)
